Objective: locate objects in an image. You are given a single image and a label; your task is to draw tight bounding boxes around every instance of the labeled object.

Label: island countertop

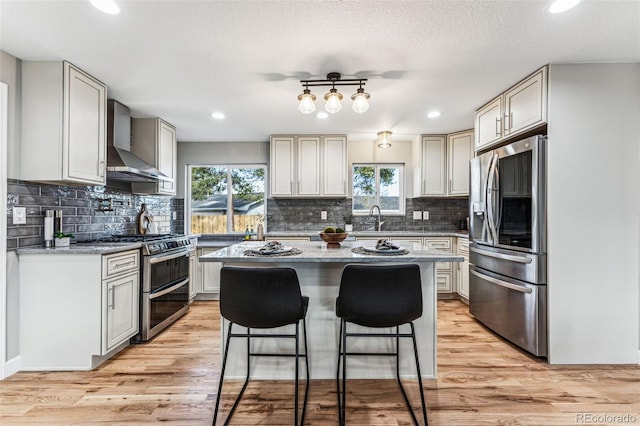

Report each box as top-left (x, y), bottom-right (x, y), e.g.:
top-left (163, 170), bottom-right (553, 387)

top-left (199, 240), bottom-right (463, 263)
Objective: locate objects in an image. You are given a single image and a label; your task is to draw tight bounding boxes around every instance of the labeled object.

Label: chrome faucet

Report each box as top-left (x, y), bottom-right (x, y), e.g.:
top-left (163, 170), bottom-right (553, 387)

top-left (369, 204), bottom-right (384, 232)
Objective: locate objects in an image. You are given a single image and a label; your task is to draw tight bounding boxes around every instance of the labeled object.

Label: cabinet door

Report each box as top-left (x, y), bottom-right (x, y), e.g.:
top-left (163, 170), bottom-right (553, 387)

top-left (475, 96), bottom-right (503, 151)
top-left (323, 136), bottom-right (347, 196)
top-left (201, 248), bottom-right (222, 294)
top-left (447, 130), bottom-right (473, 196)
top-left (103, 271), bottom-right (139, 353)
top-left (504, 67), bottom-right (547, 138)
top-left (189, 252), bottom-right (197, 301)
top-left (457, 239), bottom-right (470, 299)
top-left (270, 136), bottom-right (295, 196)
top-left (297, 136), bottom-right (321, 196)
top-left (421, 136), bottom-right (447, 196)
top-left (64, 62), bottom-right (107, 184)
top-left (157, 120), bottom-right (177, 195)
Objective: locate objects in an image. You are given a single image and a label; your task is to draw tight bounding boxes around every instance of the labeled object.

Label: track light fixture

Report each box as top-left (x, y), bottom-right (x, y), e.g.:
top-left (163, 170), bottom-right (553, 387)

top-left (298, 72), bottom-right (369, 114)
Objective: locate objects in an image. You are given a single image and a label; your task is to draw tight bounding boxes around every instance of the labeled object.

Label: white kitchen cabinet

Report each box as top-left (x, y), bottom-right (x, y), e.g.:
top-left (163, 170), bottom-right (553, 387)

top-left (198, 248), bottom-right (222, 299)
top-left (131, 118), bottom-right (177, 195)
top-left (189, 249), bottom-right (198, 301)
top-left (447, 130), bottom-right (474, 196)
top-left (413, 132), bottom-right (473, 197)
top-left (475, 66), bottom-right (547, 152)
top-left (270, 134), bottom-right (347, 198)
top-left (457, 237), bottom-right (470, 300)
top-left (19, 249), bottom-right (139, 370)
top-left (20, 61), bottom-right (107, 185)
top-left (423, 237), bottom-right (454, 293)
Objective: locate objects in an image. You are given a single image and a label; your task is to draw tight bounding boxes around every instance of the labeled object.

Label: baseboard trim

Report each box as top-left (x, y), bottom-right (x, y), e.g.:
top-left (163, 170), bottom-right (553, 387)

top-left (3, 355), bottom-right (21, 379)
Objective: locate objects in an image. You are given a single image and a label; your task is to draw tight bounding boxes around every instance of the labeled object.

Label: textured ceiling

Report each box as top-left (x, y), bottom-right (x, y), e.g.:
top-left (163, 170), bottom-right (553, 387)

top-left (1, 0), bottom-right (639, 142)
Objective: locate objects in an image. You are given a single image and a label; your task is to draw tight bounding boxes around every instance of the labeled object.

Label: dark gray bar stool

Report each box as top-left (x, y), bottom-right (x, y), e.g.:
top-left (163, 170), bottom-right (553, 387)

top-left (336, 263), bottom-right (428, 425)
top-left (213, 266), bottom-right (310, 425)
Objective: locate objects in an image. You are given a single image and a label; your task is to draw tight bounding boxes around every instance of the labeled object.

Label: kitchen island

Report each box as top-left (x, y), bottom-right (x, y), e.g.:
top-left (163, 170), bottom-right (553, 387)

top-left (200, 240), bottom-right (462, 380)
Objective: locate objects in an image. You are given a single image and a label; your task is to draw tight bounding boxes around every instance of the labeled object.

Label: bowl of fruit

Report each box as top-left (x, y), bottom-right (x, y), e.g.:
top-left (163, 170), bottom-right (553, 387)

top-left (319, 226), bottom-right (349, 248)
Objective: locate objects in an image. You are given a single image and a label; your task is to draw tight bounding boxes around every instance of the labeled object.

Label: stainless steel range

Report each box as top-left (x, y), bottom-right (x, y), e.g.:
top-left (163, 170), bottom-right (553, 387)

top-left (94, 234), bottom-right (194, 342)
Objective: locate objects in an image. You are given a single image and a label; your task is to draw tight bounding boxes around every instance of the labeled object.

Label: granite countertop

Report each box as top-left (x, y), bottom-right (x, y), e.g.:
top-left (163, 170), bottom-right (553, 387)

top-left (195, 231), bottom-right (468, 248)
top-left (199, 240), bottom-right (463, 264)
top-left (17, 242), bottom-right (143, 255)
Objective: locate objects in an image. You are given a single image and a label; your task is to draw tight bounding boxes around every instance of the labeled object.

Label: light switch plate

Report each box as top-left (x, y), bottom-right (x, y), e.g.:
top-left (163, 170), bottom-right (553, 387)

top-left (13, 207), bottom-right (27, 225)
top-left (321, 211), bottom-right (327, 220)
top-left (413, 211), bottom-right (422, 220)
top-left (422, 211), bottom-right (429, 220)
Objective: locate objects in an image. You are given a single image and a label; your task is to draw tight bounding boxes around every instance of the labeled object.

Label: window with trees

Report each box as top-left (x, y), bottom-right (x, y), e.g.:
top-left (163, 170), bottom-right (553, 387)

top-left (352, 164), bottom-right (404, 215)
top-left (189, 165), bottom-right (266, 234)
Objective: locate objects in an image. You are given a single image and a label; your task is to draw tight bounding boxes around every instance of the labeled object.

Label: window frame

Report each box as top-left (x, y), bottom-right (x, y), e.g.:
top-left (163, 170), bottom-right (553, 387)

top-left (186, 163), bottom-right (267, 235)
top-left (351, 163), bottom-right (405, 216)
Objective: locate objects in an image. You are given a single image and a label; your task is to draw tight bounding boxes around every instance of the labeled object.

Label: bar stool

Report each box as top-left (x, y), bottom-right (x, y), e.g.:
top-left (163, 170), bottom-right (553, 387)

top-left (213, 266), bottom-right (310, 425)
top-left (335, 264), bottom-right (428, 425)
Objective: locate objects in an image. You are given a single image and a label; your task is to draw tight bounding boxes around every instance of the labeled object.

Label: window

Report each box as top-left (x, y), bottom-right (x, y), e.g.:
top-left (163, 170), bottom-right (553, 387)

top-left (188, 165), bottom-right (266, 234)
top-left (352, 164), bottom-right (404, 215)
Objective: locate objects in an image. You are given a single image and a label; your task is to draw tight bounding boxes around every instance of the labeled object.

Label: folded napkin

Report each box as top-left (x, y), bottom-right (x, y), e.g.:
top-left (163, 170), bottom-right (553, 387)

top-left (375, 239), bottom-right (400, 251)
top-left (257, 241), bottom-right (285, 255)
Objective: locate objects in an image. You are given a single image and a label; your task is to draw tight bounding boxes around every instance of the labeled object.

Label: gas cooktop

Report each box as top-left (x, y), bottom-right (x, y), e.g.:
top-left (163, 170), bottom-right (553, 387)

top-left (79, 234), bottom-right (194, 255)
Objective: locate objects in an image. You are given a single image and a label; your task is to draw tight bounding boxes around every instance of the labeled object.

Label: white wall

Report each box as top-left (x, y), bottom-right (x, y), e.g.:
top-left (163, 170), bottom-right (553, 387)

top-left (547, 63), bottom-right (640, 364)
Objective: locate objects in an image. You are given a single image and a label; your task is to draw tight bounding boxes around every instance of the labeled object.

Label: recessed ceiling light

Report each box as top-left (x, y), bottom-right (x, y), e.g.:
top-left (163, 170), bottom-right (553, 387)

top-left (211, 112), bottom-right (225, 120)
top-left (89, 0), bottom-right (120, 15)
top-left (316, 111), bottom-right (329, 119)
top-left (549, 0), bottom-right (582, 14)
top-left (427, 111), bottom-right (442, 119)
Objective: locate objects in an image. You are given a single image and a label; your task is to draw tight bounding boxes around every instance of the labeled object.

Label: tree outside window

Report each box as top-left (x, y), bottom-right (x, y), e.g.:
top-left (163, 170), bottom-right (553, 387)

top-left (352, 164), bottom-right (404, 214)
top-left (189, 166), bottom-right (265, 234)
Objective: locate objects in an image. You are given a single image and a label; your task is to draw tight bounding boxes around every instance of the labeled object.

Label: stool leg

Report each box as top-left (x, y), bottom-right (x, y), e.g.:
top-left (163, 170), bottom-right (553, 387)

top-left (340, 320), bottom-right (347, 426)
top-left (213, 321), bottom-right (233, 425)
top-left (336, 319), bottom-right (343, 425)
top-left (395, 324), bottom-right (427, 426)
top-left (410, 322), bottom-right (428, 425)
top-left (221, 327), bottom-right (252, 425)
top-left (300, 317), bottom-right (310, 425)
top-left (294, 322), bottom-right (300, 425)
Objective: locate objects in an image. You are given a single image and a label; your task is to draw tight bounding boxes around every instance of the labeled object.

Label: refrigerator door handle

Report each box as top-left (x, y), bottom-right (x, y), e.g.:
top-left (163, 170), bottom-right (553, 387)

top-left (470, 269), bottom-right (533, 294)
top-left (485, 154), bottom-right (499, 243)
top-left (470, 246), bottom-right (533, 264)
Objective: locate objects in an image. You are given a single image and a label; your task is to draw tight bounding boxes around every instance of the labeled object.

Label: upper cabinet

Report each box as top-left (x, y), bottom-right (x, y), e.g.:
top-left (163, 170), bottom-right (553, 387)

top-left (20, 61), bottom-right (107, 185)
top-left (270, 135), bottom-right (347, 198)
top-left (475, 66), bottom-right (547, 152)
top-left (131, 118), bottom-right (177, 195)
top-left (413, 130), bottom-right (473, 197)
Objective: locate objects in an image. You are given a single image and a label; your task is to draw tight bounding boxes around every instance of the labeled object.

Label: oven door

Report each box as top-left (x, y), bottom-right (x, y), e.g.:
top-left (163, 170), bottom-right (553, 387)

top-left (490, 135), bottom-right (546, 254)
top-left (142, 249), bottom-right (190, 341)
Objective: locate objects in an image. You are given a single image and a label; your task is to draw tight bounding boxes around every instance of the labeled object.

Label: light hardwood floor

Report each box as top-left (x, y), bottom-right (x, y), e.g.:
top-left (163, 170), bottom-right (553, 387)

top-left (1, 300), bottom-right (638, 425)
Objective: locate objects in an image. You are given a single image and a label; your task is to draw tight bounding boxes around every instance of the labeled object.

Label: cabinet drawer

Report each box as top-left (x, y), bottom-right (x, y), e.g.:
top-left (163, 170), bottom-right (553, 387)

top-left (102, 250), bottom-right (140, 280)
top-left (424, 238), bottom-right (452, 250)
top-left (436, 272), bottom-right (452, 292)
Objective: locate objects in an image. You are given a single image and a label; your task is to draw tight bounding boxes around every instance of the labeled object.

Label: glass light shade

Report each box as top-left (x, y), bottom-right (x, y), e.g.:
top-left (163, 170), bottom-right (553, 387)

top-left (298, 90), bottom-right (316, 114)
top-left (324, 89), bottom-right (343, 114)
top-left (549, 0), bottom-right (581, 13)
top-left (351, 89), bottom-right (370, 113)
top-left (377, 131), bottom-right (392, 149)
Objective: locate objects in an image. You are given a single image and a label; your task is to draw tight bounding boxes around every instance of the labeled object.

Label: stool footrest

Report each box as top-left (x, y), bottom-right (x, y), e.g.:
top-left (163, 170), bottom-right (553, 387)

top-left (249, 352), bottom-right (307, 358)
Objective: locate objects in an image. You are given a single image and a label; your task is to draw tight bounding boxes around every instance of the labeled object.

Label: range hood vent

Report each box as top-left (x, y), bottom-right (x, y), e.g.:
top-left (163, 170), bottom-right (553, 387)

top-left (106, 100), bottom-right (172, 182)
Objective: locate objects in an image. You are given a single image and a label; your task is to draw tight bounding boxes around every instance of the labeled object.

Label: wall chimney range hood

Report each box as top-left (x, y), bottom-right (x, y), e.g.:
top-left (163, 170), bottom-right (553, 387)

top-left (106, 100), bottom-right (172, 182)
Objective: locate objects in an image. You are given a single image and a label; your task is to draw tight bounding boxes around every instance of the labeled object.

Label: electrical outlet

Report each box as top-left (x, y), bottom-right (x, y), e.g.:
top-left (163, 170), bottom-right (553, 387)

top-left (422, 211), bottom-right (429, 220)
top-left (321, 211), bottom-right (327, 220)
top-left (172, 211), bottom-right (177, 220)
top-left (13, 207), bottom-right (27, 225)
top-left (412, 211), bottom-right (422, 220)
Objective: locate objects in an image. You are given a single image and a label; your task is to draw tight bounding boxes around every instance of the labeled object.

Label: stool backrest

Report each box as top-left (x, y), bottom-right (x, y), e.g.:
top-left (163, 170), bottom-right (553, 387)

top-left (337, 264), bottom-right (422, 327)
top-left (220, 266), bottom-right (305, 328)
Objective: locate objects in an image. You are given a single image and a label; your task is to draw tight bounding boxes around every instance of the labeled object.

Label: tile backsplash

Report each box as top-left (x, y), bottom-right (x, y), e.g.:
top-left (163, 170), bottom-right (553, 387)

top-left (266, 197), bottom-right (469, 233)
top-left (6, 179), bottom-right (181, 250)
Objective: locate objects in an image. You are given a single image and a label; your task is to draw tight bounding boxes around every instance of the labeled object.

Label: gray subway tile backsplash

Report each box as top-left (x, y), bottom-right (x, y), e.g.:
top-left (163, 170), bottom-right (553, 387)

top-left (6, 179), bottom-right (182, 249)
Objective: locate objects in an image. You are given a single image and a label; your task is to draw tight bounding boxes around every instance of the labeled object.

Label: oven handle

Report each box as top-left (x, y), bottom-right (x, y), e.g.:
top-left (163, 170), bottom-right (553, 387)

top-left (149, 249), bottom-right (190, 264)
top-left (149, 278), bottom-right (189, 300)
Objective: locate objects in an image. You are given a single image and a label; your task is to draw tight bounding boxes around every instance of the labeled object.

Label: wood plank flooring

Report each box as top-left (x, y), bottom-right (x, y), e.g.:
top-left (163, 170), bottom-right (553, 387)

top-left (1, 300), bottom-right (639, 425)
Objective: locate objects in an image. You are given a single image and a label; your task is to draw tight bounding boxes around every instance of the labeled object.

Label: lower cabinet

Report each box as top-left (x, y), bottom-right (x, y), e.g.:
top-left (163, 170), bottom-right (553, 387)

top-left (457, 238), bottom-right (470, 300)
top-left (197, 247), bottom-right (224, 300)
top-left (19, 249), bottom-right (140, 370)
top-left (423, 237), bottom-right (454, 293)
top-left (189, 249), bottom-right (198, 301)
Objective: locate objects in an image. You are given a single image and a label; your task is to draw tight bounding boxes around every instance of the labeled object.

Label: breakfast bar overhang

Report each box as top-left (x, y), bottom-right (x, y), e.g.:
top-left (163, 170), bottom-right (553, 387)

top-left (200, 240), bottom-right (463, 380)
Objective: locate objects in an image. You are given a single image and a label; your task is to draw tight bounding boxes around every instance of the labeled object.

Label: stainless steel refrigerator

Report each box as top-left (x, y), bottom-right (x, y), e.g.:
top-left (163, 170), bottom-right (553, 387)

top-left (468, 135), bottom-right (547, 357)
